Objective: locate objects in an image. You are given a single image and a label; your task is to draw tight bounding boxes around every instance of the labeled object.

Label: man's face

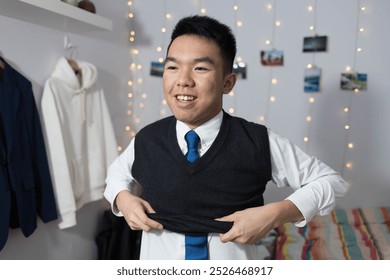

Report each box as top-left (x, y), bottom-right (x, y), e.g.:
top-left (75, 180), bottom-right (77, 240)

top-left (163, 35), bottom-right (236, 129)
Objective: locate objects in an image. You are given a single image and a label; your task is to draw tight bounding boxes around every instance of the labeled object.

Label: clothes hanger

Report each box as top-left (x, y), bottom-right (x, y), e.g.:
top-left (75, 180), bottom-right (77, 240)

top-left (63, 35), bottom-right (81, 78)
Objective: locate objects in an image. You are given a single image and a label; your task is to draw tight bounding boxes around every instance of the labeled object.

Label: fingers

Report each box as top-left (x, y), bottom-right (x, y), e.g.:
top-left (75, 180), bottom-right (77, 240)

top-left (127, 203), bottom-right (163, 231)
top-left (118, 192), bottom-right (163, 232)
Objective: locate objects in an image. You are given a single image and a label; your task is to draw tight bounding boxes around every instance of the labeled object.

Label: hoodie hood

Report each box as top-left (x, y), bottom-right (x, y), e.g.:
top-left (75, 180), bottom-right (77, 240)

top-left (51, 56), bottom-right (98, 123)
top-left (51, 56), bottom-right (97, 90)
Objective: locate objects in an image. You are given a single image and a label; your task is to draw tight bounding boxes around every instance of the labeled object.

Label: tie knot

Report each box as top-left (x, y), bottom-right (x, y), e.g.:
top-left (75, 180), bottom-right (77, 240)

top-left (185, 130), bottom-right (200, 163)
top-left (185, 130), bottom-right (200, 148)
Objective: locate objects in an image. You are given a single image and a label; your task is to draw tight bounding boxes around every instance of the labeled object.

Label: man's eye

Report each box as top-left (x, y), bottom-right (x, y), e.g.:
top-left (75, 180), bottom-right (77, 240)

top-left (166, 66), bottom-right (177, 70)
top-left (195, 67), bottom-right (208, 71)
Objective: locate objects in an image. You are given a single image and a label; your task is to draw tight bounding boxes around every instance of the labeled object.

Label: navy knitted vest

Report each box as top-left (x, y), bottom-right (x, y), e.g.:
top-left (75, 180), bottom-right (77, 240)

top-left (132, 112), bottom-right (271, 235)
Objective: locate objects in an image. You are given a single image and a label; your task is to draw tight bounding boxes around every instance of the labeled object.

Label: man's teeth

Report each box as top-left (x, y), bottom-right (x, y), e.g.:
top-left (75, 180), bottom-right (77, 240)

top-left (177, 95), bottom-right (196, 101)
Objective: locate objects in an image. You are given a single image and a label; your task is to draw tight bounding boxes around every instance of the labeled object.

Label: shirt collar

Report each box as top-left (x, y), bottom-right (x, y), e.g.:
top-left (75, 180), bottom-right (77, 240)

top-left (176, 111), bottom-right (223, 153)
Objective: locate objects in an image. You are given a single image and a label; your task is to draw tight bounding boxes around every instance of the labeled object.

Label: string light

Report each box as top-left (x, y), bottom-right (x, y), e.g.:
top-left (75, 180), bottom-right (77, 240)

top-left (261, 0), bottom-right (280, 125)
top-left (303, 0), bottom-right (319, 151)
top-left (341, 0), bottom-right (367, 177)
top-left (199, 0), bottom-right (206, 14)
top-left (228, 0), bottom-right (244, 116)
top-left (123, 0), bottom-right (147, 145)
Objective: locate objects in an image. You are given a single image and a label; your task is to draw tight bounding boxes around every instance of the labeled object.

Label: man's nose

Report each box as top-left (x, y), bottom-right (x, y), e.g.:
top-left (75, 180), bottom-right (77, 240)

top-left (177, 70), bottom-right (195, 87)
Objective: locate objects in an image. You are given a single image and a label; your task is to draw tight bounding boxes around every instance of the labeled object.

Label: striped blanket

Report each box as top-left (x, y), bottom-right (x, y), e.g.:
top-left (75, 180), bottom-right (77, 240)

top-left (275, 207), bottom-right (390, 259)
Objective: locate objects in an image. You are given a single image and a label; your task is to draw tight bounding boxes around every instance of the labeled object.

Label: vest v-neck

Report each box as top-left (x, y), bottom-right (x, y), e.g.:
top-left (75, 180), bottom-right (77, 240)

top-left (168, 113), bottom-right (231, 175)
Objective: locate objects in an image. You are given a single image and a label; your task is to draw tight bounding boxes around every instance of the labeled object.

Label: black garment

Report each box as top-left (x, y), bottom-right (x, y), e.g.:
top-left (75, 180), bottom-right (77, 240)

top-left (132, 111), bottom-right (272, 235)
top-left (95, 210), bottom-right (141, 260)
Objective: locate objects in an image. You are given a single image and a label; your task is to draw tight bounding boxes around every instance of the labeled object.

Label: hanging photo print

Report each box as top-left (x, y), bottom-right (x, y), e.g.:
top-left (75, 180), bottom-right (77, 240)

top-left (150, 61), bottom-right (164, 77)
top-left (260, 49), bottom-right (284, 66)
top-left (340, 72), bottom-right (367, 91)
top-left (303, 36), bottom-right (328, 52)
top-left (304, 67), bottom-right (321, 93)
top-left (233, 62), bottom-right (247, 79)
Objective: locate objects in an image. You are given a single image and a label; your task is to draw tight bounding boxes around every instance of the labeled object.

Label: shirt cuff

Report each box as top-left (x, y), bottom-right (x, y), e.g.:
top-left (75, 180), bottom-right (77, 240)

top-left (285, 188), bottom-right (318, 227)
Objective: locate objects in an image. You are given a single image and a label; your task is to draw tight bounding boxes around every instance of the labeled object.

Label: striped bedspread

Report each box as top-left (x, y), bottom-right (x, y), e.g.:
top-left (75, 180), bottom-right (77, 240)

top-left (275, 207), bottom-right (390, 259)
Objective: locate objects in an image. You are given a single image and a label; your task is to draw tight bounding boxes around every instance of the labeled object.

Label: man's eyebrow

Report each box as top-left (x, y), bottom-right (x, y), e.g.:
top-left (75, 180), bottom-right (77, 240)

top-left (164, 56), bottom-right (215, 64)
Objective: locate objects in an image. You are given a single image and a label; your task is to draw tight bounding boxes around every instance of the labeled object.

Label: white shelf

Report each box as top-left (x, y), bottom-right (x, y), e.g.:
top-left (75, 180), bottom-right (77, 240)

top-left (0, 0), bottom-right (113, 34)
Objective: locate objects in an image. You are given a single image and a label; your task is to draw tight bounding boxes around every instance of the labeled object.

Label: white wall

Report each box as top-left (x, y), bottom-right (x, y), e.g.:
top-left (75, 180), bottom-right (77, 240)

top-left (0, 0), bottom-right (389, 259)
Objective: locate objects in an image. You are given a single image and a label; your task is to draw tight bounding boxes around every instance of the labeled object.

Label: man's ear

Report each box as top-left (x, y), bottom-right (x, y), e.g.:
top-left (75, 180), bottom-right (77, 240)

top-left (223, 72), bottom-right (237, 94)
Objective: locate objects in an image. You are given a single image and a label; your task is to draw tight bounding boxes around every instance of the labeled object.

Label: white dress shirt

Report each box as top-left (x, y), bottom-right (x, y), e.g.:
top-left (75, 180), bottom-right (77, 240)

top-left (104, 111), bottom-right (348, 259)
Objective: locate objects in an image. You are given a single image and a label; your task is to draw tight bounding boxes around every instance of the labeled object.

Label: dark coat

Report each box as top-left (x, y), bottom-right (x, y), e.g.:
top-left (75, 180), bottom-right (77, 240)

top-left (0, 57), bottom-right (57, 251)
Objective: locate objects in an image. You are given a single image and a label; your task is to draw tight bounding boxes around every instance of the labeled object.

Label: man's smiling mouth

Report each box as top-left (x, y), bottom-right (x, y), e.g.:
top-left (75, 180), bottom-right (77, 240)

top-left (176, 95), bottom-right (197, 101)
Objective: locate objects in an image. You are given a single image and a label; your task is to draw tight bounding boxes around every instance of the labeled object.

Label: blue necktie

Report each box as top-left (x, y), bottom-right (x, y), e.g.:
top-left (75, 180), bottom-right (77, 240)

top-left (184, 130), bottom-right (208, 260)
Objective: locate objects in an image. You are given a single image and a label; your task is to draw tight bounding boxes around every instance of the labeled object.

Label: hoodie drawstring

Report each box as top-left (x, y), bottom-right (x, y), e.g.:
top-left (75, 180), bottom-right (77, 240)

top-left (76, 88), bottom-right (86, 123)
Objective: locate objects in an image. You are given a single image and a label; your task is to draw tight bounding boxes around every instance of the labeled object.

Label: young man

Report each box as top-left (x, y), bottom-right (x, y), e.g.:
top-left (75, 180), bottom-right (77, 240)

top-left (104, 15), bottom-right (348, 260)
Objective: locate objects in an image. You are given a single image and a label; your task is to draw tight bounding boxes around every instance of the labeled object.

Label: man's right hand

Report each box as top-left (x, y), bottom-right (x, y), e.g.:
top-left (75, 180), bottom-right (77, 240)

top-left (115, 190), bottom-right (163, 232)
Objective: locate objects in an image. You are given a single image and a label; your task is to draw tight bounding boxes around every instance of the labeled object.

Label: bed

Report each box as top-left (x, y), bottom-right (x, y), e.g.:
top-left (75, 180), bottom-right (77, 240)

top-left (272, 207), bottom-right (390, 259)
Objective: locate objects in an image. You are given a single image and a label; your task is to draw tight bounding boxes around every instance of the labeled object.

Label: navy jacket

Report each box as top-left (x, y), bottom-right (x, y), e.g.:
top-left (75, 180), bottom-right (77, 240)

top-left (0, 57), bottom-right (57, 251)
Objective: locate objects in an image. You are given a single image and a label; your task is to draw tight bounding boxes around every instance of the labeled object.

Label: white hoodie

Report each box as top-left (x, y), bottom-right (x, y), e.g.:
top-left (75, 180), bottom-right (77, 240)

top-left (41, 56), bottom-right (118, 229)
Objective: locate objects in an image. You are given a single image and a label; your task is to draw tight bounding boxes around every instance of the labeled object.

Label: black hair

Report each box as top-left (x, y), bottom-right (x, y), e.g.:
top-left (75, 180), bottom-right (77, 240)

top-left (167, 15), bottom-right (237, 73)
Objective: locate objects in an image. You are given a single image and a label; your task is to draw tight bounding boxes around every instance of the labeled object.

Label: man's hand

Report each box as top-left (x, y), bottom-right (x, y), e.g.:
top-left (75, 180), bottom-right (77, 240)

top-left (116, 190), bottom-right (163, 232)
top-left (216, 200), bottom-right (303, 244)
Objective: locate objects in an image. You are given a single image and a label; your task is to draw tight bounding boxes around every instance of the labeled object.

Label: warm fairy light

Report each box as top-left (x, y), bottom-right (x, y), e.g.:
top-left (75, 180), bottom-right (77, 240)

top-left (117, 146), bottom-right (123, 152)
top-left (125, 126), bottom-right (131, 131)
top-left (128, 13), bottom-right (134, 18)
top-left (166, 13), bottom-right (171, 19)
top-left (344, 107), bottom-right (349, 112)
top-left (128, 80), bottom-right (133, 86)
top-left (265, 40), bottom-right (271, 45)
top-left (127, 93), bottom-right (133, 98)
top-left (348, 143), bottom-right (354, 149)
top-left (357, 47), bottom-right (362, 52)
top-left (259, 115), bottom-right (265, 122)
top-left (233, 5), bottom-right (238, 11)
top-left (354, 88), bottom-right (360, 93)
top-left (307, 5), bottom-right (313, 12)
top-left (200, 8), bottom-right (206, 14)
top-left (346, 162), bottom-right (353, 169)
top-left (275, 21), bottom-right (281, 27)
top-left (306, 116), bottom-right (312, 122)
top-left (304, 136), bottom-right (309, 142)
top-left (267, 4), bottom-right (272, 10)
top-left (158, 57), bottom-right (164, 63)
top-left (129, 37), bottom-right (135, 42)
top-left (270, 96), bottom-right (276, 102)
top-left (309, 25), bottom-right (315, 31)
top-left (127, 1), bottom-right (132, 6)
top-left (139, 102), bottom-right (145, 108)
top-left (359, 27), bottom-right (364, 32)
top-left (141, 93), bottom-right (147, 99)
top-left (309, 97), bottom-right (315, 103)
top-left (345, 66), bottom-right (352, 72)
top-left (228, 108), bottom-right (235, 114)
top-left (307, 64), bottom-right (313, 69)
top-left (127, 109), bottom-right (132, 115)
top-left (160, 108), bottom-right (167, 116)
top-left (361, 6), bottom-right (366, 11)
top-left (161, 27), bottom-right (167, 33)
top-left (345, 125), bottom-right (350, 130)
top-left (156, 46), bottom-right (162, 52)
top-left (271, 78), bottom-right (277, 84)
top-left (236, 21), bottom-right (243, 27)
